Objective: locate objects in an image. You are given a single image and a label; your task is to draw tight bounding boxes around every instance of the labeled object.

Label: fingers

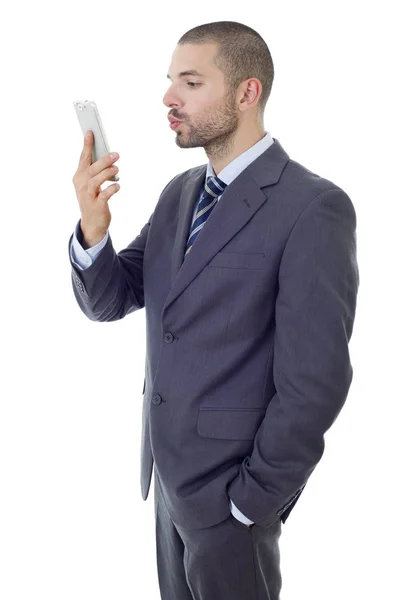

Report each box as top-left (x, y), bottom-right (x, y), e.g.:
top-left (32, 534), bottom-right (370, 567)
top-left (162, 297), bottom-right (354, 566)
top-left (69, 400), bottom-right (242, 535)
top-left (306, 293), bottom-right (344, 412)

top-left (98, 182), bottom-right (120, 202)
top-left (89, 164), bottom-right (119, 192)
top-left (88, 150), bottom-right (119, 179)
top-left (74, 130), bottom-right (120, 189)
top-left (78, 130), bottom-right (119, 171)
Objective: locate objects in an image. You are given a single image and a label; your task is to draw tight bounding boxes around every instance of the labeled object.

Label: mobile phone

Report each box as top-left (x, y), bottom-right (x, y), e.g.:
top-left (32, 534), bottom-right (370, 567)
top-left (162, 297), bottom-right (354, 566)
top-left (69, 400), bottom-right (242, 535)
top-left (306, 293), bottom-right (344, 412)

top-left (73, 100), bottom-right (120, 182)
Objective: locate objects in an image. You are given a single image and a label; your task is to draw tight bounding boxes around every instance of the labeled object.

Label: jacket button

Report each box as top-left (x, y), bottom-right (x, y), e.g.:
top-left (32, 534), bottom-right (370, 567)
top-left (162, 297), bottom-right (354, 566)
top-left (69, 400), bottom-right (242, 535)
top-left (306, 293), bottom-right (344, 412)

top-left (152, 395), bottom-right (162, 405)
top-left (164, 332), bottom-right (174, 343)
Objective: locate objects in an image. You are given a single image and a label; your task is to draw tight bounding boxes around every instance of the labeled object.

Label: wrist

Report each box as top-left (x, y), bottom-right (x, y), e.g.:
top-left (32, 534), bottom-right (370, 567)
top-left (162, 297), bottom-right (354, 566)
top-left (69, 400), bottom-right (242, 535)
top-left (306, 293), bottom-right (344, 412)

top-left (80, 224), bottom-right (106, 249)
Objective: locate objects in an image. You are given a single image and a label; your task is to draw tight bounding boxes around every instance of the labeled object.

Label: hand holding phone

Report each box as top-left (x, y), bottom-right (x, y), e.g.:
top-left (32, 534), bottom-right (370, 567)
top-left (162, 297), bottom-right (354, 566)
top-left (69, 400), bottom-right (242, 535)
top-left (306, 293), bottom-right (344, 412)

top-left (72, 129), bottom-right (120, 247)
top-left (73, 100), bottom-right (119, 182)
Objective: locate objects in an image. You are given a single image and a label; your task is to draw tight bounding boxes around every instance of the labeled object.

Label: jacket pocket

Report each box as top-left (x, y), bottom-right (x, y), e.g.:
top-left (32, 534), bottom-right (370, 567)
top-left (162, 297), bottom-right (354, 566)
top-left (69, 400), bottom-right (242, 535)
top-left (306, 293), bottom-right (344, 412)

top-left (208, 251), bottom-right (266, 270)
top-left (197, 407), bottom-right (265, 440)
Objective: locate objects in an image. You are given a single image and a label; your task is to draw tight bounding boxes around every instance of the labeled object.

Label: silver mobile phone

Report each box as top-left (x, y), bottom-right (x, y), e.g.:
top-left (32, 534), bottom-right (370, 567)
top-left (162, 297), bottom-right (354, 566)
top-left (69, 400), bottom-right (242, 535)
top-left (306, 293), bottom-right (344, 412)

top-left (73, 100), bottom-right (120, 182)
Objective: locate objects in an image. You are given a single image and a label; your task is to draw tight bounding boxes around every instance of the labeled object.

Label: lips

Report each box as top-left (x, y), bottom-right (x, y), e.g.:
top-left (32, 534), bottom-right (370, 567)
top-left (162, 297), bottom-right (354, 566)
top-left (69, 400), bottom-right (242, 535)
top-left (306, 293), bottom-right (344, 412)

top-left (168, 116), bottom-right (182, 124)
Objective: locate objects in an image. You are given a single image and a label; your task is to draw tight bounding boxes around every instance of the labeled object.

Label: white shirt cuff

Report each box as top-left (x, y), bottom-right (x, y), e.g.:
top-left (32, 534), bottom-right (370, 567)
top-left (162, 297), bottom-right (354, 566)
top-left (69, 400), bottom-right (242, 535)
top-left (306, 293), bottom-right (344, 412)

top-left (229, 498), bottom-right (255, 525)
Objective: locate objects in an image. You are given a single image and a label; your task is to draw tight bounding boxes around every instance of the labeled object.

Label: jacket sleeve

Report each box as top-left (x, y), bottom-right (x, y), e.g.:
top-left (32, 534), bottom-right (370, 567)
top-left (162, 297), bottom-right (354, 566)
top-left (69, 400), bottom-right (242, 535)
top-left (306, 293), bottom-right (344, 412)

top-left (227, 187), bottom-right (360, 527)
top-left (68, 213), bottom-right (153, 322)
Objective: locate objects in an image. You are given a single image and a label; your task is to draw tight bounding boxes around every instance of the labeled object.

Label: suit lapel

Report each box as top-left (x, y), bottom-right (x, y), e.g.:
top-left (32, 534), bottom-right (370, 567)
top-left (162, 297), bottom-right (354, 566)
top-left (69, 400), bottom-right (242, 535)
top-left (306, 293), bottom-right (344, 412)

top-left (170, 165), bottom-right (207, 285)
top-left (162, 137), bottom-right (290, 315)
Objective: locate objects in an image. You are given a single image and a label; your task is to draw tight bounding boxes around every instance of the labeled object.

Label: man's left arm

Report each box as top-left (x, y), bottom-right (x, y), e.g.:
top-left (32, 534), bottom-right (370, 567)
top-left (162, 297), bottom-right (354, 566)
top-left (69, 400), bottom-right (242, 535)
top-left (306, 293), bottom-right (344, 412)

top-left (227, 187), bottom-right (360, 527)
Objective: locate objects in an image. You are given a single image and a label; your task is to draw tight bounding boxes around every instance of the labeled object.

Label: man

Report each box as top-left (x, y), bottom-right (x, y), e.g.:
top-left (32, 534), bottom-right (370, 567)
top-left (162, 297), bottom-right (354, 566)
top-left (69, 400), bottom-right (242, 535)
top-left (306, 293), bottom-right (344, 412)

top-left (69, 20), bottom-right (359, 600)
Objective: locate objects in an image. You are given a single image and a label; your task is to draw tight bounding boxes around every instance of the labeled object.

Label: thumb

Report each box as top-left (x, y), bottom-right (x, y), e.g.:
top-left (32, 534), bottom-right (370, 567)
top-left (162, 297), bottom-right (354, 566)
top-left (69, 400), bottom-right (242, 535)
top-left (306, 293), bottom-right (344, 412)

top-left (79, 130), bottom-right (93, 168)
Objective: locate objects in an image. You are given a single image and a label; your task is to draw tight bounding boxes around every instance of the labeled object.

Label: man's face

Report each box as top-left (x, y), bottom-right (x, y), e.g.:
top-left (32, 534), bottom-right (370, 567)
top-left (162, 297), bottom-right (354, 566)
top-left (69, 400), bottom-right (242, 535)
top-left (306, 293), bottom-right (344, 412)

top-left (163, 43), bottom-right (240, 149)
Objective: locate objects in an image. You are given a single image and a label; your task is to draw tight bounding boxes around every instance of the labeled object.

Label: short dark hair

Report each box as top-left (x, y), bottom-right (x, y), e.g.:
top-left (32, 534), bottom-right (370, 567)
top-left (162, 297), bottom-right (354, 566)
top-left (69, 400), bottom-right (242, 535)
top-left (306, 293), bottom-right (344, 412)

top-left (177, 21), bottom-right (274, 118)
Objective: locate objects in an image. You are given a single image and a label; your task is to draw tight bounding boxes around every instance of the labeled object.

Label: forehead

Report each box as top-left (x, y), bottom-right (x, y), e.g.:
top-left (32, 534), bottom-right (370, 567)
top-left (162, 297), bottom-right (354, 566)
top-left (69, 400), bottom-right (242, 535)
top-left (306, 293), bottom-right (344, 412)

top-left (167, 43), bottom-right (220, 80)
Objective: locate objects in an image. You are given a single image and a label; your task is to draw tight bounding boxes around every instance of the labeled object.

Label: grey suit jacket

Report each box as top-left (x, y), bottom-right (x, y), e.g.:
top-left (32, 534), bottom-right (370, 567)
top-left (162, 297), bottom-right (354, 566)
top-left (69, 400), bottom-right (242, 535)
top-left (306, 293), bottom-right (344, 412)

top-left (69, 137), bottom-right (359, 530)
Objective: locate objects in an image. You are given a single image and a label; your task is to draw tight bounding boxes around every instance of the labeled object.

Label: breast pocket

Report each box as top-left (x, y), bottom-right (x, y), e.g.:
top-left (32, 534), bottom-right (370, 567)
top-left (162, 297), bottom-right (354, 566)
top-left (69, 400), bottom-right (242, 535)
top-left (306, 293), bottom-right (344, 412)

top-left (208, 251), bottom-right (266, 270)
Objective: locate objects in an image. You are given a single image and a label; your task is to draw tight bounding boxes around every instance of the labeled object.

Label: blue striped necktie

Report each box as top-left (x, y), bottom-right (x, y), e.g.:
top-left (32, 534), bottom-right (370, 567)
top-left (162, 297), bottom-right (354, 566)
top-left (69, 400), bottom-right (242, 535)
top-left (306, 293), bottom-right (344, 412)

top-left (184, 174), bottom-right (227, 259)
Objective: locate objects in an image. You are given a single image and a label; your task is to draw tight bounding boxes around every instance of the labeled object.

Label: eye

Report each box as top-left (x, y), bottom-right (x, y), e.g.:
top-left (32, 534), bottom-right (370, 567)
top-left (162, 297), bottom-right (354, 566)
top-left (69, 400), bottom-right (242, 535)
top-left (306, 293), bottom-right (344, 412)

top-left (187, 82), bottom-right (200, 87)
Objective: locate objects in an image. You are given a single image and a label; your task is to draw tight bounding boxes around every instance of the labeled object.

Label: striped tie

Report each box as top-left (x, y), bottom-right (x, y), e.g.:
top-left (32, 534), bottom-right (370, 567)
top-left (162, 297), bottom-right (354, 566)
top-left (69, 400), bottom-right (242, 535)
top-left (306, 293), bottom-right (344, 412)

top-left (184, 174), bottom-right (227, 259)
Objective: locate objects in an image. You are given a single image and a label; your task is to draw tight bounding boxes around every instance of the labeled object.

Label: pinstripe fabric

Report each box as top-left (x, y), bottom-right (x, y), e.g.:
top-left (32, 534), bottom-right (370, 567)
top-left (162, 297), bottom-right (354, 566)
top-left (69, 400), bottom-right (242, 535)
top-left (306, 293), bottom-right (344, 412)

top-left (184, 175), bottom-right (227, 258)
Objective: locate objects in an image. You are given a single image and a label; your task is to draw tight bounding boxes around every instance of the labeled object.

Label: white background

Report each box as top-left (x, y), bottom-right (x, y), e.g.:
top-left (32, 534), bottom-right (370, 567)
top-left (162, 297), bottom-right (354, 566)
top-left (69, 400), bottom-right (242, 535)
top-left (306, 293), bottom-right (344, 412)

top-left (0, 1), bottom-right (398, 598)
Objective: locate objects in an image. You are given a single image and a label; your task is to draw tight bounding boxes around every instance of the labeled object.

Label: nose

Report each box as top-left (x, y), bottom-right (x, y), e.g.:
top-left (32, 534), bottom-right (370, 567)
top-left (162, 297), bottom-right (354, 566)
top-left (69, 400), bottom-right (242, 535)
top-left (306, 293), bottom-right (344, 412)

top-left (162, 87), bottom-right (182, 110)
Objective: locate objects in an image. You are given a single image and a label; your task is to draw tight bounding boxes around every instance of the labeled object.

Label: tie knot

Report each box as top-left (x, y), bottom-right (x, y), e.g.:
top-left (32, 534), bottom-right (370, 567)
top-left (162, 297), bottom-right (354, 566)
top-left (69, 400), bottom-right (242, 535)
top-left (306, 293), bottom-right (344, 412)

top-left (206, 174), bottom-right (227, 197)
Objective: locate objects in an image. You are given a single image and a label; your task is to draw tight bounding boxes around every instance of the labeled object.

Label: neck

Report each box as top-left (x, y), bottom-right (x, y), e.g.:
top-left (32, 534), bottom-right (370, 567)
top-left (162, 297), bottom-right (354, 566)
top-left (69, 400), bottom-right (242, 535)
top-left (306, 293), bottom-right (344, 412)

top-left (208, 127), bottom-right (266, 176)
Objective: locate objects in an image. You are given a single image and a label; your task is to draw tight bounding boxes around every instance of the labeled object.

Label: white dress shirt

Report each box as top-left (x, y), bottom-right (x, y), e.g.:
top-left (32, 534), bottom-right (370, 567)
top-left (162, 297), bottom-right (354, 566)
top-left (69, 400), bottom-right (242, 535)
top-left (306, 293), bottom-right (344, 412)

top-left (70, 131), bottom-right (275, 526)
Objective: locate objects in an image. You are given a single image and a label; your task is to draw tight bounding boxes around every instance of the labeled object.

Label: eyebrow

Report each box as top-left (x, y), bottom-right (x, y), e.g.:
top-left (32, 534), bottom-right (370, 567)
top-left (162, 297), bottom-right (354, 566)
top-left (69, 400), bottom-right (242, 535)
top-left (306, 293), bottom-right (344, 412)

top-left (167, 70), bottom-right (205, 80)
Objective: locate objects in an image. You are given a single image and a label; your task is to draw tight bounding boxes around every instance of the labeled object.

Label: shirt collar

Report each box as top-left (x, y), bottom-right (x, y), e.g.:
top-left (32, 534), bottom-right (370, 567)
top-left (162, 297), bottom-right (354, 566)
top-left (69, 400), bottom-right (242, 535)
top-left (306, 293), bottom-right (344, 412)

top-left (206, 131), bottom-right (274, 185)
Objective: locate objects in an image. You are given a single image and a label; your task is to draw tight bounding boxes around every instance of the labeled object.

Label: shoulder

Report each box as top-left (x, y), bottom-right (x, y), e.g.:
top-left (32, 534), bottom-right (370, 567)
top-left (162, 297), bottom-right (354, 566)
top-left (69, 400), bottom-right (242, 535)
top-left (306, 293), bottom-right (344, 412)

top-left (276, 157), bottom-right (356, 222)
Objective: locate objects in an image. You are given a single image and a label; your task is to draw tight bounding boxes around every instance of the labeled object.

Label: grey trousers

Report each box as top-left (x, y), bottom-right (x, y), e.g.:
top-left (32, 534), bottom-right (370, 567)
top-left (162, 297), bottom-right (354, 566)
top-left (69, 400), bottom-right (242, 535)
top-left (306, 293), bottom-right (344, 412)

top-left (154, 468), bottom-right (283, 600)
